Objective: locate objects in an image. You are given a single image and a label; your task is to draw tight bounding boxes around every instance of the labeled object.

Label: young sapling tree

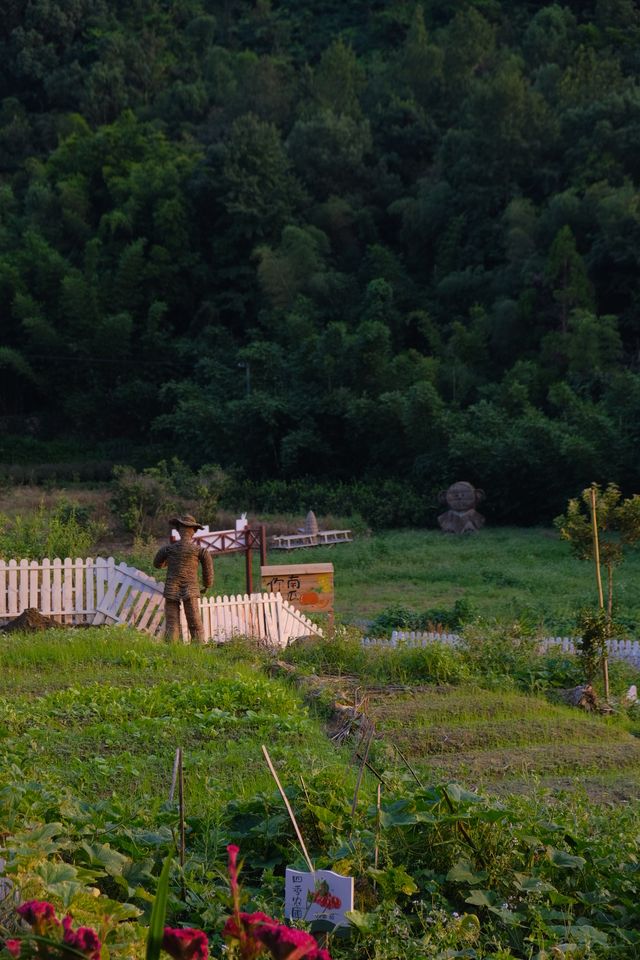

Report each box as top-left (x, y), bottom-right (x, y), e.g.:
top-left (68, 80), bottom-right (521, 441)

top-left (555, 482), bottom-right (640, 696)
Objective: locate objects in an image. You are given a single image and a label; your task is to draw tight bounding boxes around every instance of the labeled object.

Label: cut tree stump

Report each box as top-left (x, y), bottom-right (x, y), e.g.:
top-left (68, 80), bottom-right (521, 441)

top-left (559, 684), bottom-right (613, 713)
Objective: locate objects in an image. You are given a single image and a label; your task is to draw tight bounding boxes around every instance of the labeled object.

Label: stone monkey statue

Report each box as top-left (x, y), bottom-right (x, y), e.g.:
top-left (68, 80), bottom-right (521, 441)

top-left (437, 481), bottom-right (485, 534)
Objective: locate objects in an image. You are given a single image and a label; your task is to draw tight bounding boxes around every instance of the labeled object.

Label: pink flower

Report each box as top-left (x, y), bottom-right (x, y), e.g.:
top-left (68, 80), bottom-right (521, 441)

top-left (221, 911), bottom-right (270, 960)
top-left (61, 915), bottom-right (101, 960)
top-left (255, 923), bottom-right (331, 960)
top-left (227, 845), bottom-right (240, 902)
top-left (221, 911), bottom-right (274, 941)
top-left (5, 940), bottom-right (21, 958)
top-left (222, 913), bottom-right (331, 960)
top-left (16, 901), bottom-right (60, 935)
top-left (161, 927), bottom-right (208, 960)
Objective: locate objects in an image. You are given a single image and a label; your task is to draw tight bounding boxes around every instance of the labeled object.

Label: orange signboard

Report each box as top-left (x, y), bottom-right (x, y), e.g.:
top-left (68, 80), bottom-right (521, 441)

top-left (260, 563), bottom-right (334, 614)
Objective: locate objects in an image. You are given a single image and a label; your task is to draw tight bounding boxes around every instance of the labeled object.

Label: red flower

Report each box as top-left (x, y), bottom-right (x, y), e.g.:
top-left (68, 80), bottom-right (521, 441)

top-left (255, 923), bottom-right (331, 960)
top-left (61, 915), bottom-right (101, 960)
top-left (221, 911), bottom-right (274, 941)
top-left (222, 913), bottom-right (331, 960)
top-left (16, 901), bottom-right (60, 936)
top-left (4, 940), bottom-right (21, 958)
top-left (161, 927), bottom-right (208, 960)
top-left (221, 911), bottom-right (271, 960)
top-left (227, 845), bottom-right (241, 906)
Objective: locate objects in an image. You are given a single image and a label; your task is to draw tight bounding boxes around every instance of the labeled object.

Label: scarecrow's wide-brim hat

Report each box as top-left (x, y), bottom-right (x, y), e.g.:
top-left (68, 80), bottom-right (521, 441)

top-left (170, 514), bottom-right (204, 530)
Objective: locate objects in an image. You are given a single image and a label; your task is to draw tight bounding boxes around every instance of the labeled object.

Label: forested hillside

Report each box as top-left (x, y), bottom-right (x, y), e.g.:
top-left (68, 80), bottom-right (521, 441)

top-left (2, 0), bottom-right (640, 522)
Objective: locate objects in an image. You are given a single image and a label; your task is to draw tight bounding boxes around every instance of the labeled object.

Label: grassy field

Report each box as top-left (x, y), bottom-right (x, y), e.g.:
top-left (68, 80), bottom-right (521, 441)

top-left (3, 493), bottom-right (640, 955)
top-left (195, 527), bottom-right (640, 632)
top-left (2, 627), bottom-right (640, 957)
top-left (4, 485), bottom-right (640, 631)
top-left (0, 629), bottom-right (352, 812)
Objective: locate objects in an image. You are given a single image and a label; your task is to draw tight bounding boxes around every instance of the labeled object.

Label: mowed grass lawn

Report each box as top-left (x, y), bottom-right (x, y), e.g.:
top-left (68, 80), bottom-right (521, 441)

top-left (211, 527), bottom-right (640, 630)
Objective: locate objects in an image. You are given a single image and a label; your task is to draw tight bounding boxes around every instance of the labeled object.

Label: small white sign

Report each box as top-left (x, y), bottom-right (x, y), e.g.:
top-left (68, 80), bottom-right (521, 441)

top-left (285, 868), bottom-right (353, 928)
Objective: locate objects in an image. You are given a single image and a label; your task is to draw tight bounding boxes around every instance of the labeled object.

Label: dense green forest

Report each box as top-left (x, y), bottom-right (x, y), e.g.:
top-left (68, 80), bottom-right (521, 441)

top-left (2, 0), bottom-right (640, 523)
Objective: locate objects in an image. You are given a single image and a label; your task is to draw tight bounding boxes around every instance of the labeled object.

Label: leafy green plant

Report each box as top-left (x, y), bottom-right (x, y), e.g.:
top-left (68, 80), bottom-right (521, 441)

top-left (145, 855), bottom-right (172, 960)
top-left (369, 598), bottom-right (473, 635)
top-left (575, 606), bottom-right (611, 684)
top-left (0, 501), bottom-right (105, 559)
top-left (110, 465), bottom-right (177, 538)
top-left (110, 460), bottom-right (228, 537)
top-left (284, 626), bottom-right (469, 685)
top-left (555, 482), bottom-right (640, 619)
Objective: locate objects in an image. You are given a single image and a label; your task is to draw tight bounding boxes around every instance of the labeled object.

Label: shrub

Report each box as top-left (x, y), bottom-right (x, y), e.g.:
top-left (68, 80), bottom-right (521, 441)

top-left (0, 500), bottom-right (106, 559)
top-left (284, 625), bottom-right (469, 685)
top-left (110, 464), bottom-right (177, 537)
top-left (369, 598), bottom-right (473, 635)
top-left (110, 459), bottom-right (228, 536)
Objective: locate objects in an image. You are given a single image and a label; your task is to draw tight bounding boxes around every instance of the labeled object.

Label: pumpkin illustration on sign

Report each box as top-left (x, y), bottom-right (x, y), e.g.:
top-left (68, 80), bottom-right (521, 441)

top-left (300, 591), bottom-right (320, 605)
top-left (308, 879), bottom-right (342, 911)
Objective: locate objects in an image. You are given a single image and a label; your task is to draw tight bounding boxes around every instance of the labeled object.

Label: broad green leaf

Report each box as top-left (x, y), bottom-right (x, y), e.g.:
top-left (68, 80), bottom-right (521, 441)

top-left (548, 923), bottom-right (608, 945)
top-left (546, 847), bottom-right (586, 870)
top-left (367, 864), bottom-right (418, 898)
top-left (446, 860), bottom-right (487, 884)
top-left (346, 910), bottom-right (378, 934)
top-left (514, 874), bottom-right (557, 894)
top-left (80, 842), bottom-right (130, 877)
top-left (465, 889), bottom-right (498, 908)
top-left (36, 862), bottom-right (78, 885)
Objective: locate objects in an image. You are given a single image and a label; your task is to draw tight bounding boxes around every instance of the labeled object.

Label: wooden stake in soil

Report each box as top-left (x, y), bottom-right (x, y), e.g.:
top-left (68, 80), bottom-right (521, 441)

top-left (178, 749), bottom-right (186, 872)
top-left (262, 746), bottom-right (314, 873)
top-left (178, 749), bottom-right (187, 900)
top-left (169, 748), bottom-right (180, 803)
top-left (350, 726), bottom-right (374, 833)
top-left (394, 743), bottom-right (424, 788)
top-left (590, 487), bottom-right (605, 609)
top-left (589, 487), bottom-right (610, 699)
top-left (374, 782), bottom-right (382, 871)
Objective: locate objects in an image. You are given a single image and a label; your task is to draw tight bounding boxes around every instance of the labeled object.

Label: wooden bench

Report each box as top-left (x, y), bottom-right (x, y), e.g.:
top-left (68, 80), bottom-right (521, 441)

top-left (271, 530), bottom-right (352, 550)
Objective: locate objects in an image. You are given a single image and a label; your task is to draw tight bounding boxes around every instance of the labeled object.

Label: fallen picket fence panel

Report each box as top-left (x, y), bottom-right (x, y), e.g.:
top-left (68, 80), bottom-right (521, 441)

top-left (0, 556), bottom-right (322, 646)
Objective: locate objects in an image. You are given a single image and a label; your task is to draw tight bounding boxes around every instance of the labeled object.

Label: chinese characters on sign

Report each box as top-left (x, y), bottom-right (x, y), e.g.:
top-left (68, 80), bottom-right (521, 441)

top-left (284, 868), bottom-right (353, 928)
top-left (260, 563), bottom-right (334, 615)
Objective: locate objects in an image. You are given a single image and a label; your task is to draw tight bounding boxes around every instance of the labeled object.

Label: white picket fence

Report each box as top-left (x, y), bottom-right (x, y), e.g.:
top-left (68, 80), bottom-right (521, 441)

top-left (362, 630), bottom-right (640, 669)
top-left (200, 592), bottom-right (321, 645)
top-left (0, 557), bottom-right (321, 647)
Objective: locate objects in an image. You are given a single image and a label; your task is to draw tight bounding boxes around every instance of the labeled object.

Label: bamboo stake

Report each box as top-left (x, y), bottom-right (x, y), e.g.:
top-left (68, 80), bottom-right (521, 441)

top-left (354, 753), bottom-right (387, 786)
top-left (262, 746), bottom-right (314, 873)
top-left (394, 743), bottom-right (424, 788)
top-left (350, 726), bottom-right (374, 832)
top-left (590, 487), bottom-right (604, 609)
top-left (374, 783), bottom-right (381, 871)
top-left (589, 487), bottom-right (610, 699)
top-left (178, 749), bottom-right (186, 899)
top-left (169, 748), bottom-right (180, 803)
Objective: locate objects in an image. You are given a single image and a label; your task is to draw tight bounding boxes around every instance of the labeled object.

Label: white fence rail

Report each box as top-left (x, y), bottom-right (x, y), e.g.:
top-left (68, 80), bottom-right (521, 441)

top-left (362, 630), bottom-right (640, 669)
top-left (0, 557), bottom-right (322, 647)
